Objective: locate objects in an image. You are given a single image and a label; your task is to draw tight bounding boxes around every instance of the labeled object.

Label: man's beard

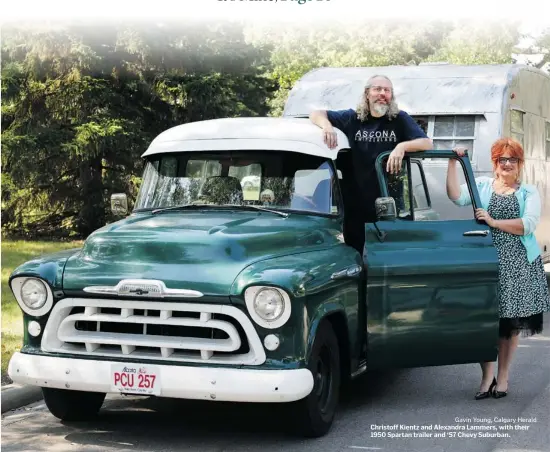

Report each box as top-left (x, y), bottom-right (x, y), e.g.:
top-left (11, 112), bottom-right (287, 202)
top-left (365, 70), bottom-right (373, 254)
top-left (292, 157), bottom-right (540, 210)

top-left (371, 101), bottom-right (389, 116)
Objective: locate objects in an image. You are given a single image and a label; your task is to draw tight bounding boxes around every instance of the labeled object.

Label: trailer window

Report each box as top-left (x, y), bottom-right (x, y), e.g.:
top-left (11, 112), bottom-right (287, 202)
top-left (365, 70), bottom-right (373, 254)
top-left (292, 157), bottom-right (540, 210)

top-left (412, 115), bottom-right (478, 158)
top-left (432, 116), bottom-right (475, 157)
top-left (414, 116), bottom-right (429, 134)
top-left (510, 110), bottom-right (524, 147)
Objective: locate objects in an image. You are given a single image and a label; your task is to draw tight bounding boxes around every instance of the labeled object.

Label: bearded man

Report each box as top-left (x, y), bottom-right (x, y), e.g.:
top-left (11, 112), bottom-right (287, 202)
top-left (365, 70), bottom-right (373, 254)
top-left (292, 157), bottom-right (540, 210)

top-left (309, 74), bottom-right (433, 251)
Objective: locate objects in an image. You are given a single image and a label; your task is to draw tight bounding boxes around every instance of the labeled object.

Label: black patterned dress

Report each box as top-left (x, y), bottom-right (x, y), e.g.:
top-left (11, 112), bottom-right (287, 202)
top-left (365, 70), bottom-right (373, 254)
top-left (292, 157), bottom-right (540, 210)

top-left (487, 192), bottom-right (550, 339)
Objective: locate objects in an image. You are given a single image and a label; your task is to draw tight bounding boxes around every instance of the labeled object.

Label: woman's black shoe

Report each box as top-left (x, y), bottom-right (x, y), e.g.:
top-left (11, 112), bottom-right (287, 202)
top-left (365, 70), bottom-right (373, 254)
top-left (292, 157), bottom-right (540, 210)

top-left (491, 386), bottom-right (508, 399)
top-left (475, 377), bottom-right (497, 400)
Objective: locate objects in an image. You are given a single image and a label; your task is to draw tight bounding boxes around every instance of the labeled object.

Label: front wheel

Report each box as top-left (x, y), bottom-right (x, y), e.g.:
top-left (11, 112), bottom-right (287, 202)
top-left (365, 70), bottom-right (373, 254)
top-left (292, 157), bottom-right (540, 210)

top-left (42, 387), bottom-right (106, 421)
top-left (293, 320), bottom-right (341, 437)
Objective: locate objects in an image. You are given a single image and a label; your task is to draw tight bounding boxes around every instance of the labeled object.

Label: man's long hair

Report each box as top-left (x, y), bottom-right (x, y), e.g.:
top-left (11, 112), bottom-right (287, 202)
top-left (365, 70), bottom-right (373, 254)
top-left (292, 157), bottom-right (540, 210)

top-left (356, 75), bottom-right (400, 122)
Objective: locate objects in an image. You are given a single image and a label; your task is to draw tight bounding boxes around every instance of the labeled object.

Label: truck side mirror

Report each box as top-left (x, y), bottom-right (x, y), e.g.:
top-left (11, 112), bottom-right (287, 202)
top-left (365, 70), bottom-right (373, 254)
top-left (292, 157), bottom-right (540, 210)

top-left (111, 193), bottom-right (128, 217)
top-left (375, 197), bottom-right (396, 221)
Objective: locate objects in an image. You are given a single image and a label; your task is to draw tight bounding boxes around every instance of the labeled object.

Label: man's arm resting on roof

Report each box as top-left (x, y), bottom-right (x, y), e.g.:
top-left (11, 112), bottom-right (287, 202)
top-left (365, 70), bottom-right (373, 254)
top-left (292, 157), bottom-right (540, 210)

top-left (309, 110), bottom-right (333, 129)
top-left (397, 137), bottom-right (434, 153)
top-left (310, 110), bottom-right (339, 149)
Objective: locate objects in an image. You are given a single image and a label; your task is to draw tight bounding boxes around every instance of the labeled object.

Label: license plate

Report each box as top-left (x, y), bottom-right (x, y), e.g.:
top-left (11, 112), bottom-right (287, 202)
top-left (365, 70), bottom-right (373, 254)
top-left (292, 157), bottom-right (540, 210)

top-left (111, 364), bottom-right (160, 396)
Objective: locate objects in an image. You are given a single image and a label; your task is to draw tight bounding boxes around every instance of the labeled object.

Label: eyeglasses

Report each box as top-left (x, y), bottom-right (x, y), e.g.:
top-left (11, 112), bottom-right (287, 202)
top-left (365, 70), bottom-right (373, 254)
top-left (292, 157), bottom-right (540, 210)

top-left (498, 157), bottom-right (520, 165)
top-left (370, 86), bottom-right (392, 94)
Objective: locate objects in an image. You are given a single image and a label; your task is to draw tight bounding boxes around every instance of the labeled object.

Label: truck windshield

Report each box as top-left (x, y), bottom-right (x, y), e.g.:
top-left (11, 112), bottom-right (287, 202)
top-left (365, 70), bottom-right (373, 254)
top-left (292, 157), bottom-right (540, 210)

top-left (134, 151), bottom-right (340, 216)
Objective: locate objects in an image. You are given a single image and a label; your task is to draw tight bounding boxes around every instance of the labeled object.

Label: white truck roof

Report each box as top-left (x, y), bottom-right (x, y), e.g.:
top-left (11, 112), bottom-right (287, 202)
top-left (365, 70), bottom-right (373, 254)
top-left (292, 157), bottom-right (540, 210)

top-left (142, 117), bottom-right (350, 159)
top-left (283, 64), bottom-right (544, 117)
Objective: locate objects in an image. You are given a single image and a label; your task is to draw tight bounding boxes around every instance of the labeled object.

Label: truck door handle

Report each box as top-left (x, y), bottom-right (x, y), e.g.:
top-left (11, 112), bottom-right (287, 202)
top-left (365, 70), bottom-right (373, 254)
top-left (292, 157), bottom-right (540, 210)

top-left (463, 230), bottom-right (489, 236)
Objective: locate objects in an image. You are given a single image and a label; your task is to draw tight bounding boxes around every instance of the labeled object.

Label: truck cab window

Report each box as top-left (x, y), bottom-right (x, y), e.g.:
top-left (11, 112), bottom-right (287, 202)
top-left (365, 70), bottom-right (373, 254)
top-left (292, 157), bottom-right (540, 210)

top-left (186, 160), bottom-right (222, 178)
top-left (383, 156), bottom-right (475, 221)
top-left (387, 170), bottom-right (411, 219)
top-left (410, 161), bottom-right (429, 210)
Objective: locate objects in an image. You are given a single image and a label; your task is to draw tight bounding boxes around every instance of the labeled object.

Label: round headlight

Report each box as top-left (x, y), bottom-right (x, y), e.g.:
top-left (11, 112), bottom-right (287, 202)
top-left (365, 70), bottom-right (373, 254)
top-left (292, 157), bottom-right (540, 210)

top-left (244, 286), bottom-right (291, 329)
top-left (21, 279), bottom-right (48, 310)
top-left (253, 288), bottom-right (284, 321)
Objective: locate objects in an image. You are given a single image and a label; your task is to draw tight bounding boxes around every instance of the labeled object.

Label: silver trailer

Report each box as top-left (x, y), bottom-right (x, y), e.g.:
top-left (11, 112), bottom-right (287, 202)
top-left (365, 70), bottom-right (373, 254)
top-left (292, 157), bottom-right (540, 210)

top-left (283, 64), bottom-right (550, 266)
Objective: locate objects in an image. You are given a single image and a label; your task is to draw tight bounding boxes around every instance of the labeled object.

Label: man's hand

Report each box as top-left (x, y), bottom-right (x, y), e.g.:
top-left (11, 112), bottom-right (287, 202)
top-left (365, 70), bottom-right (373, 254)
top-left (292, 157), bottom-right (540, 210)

top-left (475, 208), bottom-right (496, 227)
top-left (323, 126), bottom-right (338, 149)
top-left (386, 144), bottom-right (406, 174)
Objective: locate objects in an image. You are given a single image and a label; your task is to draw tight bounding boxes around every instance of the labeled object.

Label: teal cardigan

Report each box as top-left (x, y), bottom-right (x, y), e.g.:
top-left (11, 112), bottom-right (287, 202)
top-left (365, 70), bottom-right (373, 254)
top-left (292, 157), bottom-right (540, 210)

top-left (454, 177), bottom-right (542, 263)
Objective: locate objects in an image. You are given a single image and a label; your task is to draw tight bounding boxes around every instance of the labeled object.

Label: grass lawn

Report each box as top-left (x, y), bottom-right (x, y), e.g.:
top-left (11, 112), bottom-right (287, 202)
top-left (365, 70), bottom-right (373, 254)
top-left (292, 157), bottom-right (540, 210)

top-left (1, 239), bottom-right (83, 384)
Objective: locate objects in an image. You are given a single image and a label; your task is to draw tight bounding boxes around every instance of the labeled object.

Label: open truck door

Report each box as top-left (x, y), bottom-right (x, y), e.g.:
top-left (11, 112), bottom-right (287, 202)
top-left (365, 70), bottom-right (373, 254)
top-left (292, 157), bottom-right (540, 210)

top-left (364, 150), bottom-right (500, 369)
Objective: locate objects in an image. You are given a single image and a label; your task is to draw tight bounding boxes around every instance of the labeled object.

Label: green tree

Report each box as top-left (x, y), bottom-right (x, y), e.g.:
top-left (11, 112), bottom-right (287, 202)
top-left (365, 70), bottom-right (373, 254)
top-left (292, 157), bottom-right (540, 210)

top-left (425, 21), bottom-right (521, 64)
top-left (1, 21), bottom-right (273, 238)
top-left (245, 20), bottom-right (520, 116)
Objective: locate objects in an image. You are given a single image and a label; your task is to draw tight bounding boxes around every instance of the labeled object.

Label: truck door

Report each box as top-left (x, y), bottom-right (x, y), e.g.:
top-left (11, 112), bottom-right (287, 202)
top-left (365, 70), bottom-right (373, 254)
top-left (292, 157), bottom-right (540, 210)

top-left (364, 151), bottom-right (499, 369)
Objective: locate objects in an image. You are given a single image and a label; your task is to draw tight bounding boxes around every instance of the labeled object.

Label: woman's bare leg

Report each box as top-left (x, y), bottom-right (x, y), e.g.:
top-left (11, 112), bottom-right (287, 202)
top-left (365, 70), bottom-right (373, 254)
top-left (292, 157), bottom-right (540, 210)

top-left (479, 361), bottom-right (495, 392)
top-left (496, 334), bottom-right (520, 391)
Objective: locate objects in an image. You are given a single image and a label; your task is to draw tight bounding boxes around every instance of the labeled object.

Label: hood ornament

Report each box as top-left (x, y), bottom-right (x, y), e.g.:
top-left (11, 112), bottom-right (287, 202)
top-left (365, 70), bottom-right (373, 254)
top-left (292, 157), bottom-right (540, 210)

top-left (83, 279), bottom-right (203, 298)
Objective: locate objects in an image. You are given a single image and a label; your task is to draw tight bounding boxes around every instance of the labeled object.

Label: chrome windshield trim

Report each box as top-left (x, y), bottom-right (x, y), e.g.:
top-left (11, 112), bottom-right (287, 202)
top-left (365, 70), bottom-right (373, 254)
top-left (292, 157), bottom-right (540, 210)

top-left (83, 279), bottom-right (203, 298)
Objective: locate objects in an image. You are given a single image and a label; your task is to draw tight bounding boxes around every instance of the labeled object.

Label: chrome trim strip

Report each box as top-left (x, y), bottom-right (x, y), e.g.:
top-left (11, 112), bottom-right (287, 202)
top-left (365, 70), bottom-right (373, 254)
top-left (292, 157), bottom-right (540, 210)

top-left (331, 264), bottom-right (362, 280)
top-left (83, 279), bottom-right (203, 298)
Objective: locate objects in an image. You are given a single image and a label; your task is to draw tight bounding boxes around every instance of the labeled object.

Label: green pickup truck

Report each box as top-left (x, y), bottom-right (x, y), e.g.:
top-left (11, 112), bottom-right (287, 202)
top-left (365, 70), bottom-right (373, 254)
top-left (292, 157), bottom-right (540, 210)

top-left (8, 117), bottom-right (499, 437)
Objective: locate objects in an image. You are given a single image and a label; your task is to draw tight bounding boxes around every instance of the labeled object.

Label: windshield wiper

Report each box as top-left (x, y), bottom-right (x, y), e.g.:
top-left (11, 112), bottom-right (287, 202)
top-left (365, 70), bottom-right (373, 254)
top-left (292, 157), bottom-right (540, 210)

top-left (151, 203), bottom-right (289, 217)
top-left (228, 205), bottom-right (289, 218)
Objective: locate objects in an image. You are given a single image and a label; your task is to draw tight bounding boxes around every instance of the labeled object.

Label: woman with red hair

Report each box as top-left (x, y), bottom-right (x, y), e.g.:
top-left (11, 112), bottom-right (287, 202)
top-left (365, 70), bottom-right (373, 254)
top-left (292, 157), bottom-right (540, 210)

top-left (447, 137), bottom-right (550, 400)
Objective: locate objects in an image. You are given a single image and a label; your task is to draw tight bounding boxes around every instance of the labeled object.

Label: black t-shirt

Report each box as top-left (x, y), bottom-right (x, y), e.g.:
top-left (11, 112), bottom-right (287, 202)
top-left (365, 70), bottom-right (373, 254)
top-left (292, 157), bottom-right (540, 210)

top-left (327, 108), bottom-right (427, 217)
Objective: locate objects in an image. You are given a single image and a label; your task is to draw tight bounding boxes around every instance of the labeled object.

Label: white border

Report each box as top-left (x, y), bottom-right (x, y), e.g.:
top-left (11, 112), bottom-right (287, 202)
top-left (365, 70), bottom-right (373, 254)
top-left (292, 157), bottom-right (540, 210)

top-left (2, 1), bottom-right (549, 24)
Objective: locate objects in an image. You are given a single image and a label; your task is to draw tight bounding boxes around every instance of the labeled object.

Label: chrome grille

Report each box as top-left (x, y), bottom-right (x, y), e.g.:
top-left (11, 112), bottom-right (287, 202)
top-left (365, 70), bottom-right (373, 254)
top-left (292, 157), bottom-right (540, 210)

top-left (41, 298), bottom-right (265, 365)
